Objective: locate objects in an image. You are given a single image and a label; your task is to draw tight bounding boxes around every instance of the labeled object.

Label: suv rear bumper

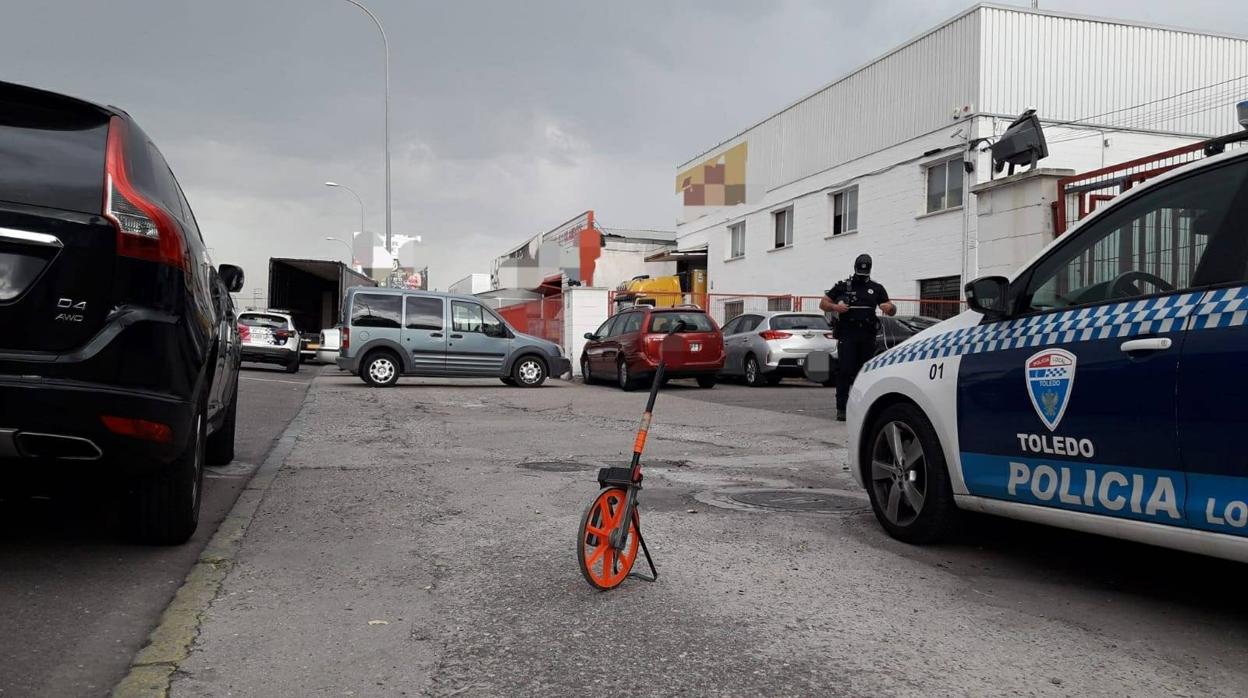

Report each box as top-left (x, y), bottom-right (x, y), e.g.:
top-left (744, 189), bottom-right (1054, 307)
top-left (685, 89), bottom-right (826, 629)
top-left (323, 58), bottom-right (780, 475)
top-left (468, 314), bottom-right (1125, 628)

top-left (0, 375), bottom-right (194, 474)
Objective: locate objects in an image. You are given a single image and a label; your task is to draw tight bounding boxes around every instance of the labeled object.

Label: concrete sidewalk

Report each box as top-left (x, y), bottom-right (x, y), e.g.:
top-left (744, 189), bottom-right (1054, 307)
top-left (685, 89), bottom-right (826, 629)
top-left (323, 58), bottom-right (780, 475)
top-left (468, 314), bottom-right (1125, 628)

top-left (165, 374), bottom-right (1247, 697)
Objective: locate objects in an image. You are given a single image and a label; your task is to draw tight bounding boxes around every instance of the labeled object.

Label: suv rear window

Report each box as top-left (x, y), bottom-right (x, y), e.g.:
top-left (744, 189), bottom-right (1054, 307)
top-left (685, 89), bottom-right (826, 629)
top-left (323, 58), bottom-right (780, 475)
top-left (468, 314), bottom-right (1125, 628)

top-left (239, 314), bottom-right (290, 329)
top-left (648, 312), bottom-right (714, 333)
top-left (771, 314), bottom-right (831, 331)
top-left (0, 90), bottom-right (109, 213)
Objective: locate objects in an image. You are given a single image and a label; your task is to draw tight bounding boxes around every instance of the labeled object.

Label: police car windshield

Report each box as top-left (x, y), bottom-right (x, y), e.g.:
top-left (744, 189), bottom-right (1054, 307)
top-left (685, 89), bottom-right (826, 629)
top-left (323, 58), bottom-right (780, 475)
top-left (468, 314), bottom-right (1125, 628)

top-left (771, 314), bottom-right (832, 331)
top-left (649, 312), bottom-right (713, 333)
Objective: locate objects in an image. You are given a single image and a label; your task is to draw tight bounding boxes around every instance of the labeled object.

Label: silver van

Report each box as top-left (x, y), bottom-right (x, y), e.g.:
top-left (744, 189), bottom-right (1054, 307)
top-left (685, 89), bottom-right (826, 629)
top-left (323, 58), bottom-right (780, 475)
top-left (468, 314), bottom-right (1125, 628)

top-left (336, 288), bottom-right (570, 388)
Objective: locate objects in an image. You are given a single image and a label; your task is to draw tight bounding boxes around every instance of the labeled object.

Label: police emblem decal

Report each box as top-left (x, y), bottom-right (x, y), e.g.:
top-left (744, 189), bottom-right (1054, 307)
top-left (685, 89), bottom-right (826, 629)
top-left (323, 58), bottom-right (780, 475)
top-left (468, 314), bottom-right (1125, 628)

top-left (1025, 348), bottom-right (1076, 432)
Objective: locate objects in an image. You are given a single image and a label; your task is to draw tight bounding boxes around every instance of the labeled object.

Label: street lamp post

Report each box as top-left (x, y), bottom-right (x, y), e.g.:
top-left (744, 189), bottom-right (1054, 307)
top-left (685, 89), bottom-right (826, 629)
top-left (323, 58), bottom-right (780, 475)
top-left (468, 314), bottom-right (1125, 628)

top-left (325, 236), bottom-right (354, 267)
top-left (324, 181), bottom-right (365, 243)
top-left (339, 0), bottom-right (391, 255)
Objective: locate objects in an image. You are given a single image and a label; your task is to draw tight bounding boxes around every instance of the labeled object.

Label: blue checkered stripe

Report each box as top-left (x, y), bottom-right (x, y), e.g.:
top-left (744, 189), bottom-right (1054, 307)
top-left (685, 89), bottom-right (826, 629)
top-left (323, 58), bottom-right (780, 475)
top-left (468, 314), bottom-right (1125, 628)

top-left (862, 286), bottom-right (1248, 373)
top-left (1030, 367), bottom-right (1068, 379)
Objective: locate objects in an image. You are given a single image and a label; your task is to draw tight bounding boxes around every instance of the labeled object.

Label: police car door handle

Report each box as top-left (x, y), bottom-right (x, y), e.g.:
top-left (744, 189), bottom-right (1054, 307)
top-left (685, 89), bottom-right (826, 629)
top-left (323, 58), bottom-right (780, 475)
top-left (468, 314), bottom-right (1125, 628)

top-left (1120, 337), bottom-right (1172, 353)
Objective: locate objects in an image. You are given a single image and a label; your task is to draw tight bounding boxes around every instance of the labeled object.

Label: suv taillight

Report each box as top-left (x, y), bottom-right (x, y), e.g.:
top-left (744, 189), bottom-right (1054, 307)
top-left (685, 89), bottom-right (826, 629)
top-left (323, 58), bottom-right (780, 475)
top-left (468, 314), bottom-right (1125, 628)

top-left (238, 323), bottom-right (250, 341)
top-left (341, 327), bottom-right (350, 351)
top-left (103, 116), bottom-right (188, 272)
top-left (759, 330), bottom-right (792, 341)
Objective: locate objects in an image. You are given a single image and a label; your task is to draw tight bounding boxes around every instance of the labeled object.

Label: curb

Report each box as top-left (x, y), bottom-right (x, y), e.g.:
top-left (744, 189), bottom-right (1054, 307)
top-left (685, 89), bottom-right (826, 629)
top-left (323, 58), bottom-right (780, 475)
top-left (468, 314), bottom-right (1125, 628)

top-left (111, 385), bottom-right (317, 698)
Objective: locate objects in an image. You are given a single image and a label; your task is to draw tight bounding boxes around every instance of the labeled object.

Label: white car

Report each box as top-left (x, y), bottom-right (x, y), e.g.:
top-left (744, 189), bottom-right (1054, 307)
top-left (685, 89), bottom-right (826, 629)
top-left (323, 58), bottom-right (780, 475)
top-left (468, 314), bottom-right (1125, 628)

top-left (846, 147), bottom-right (1248, 563)
top-left (315, 327), bottom-right (342, 365)
top-left (239, 311), bottom-right (301, 373)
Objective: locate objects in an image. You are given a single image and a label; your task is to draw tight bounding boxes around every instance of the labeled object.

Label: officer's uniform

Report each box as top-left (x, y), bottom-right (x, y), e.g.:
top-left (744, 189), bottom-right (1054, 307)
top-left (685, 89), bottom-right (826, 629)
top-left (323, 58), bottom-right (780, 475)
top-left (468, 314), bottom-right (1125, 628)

top-left (825, 272), bottom-right (889, 414)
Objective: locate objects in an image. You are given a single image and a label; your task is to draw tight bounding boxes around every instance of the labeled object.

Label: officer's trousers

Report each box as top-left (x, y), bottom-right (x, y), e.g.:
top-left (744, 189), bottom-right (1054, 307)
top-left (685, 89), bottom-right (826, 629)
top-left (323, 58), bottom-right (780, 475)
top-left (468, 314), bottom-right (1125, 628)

top-left (836, 334), bottom-right (877, 411)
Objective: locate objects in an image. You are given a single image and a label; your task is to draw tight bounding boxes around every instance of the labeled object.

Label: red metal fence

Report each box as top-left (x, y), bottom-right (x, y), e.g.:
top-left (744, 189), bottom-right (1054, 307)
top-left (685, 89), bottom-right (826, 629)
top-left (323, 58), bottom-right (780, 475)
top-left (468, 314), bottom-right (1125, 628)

top-left (1054, 132), bottom-right (1248, 236)
top-left (607, 291), bottom-right (965, 325)
top-left (496, 294), bottom-right (564, 346)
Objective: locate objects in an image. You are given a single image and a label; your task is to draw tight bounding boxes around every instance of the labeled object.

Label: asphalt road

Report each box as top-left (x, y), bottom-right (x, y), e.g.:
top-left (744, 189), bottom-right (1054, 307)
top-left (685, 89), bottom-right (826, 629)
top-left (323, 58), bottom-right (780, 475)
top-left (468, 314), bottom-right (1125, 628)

top-left (0, 362), bottom-right (316, 697)
top-left (171, 374), bottom-right (1248, 696)
top-left (658, 375), bottom-right (838, 421)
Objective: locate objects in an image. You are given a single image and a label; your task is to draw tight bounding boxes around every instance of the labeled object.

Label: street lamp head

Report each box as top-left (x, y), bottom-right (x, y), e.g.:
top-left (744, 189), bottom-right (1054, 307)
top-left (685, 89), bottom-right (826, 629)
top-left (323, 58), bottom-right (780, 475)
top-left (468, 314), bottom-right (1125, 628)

top-left (324, 181), bottom-right (339, 187)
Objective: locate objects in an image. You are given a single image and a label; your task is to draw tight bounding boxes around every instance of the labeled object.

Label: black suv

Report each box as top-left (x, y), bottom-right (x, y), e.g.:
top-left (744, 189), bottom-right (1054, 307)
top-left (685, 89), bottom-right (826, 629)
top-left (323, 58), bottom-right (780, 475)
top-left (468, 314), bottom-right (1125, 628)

top-left (0, 81), bottom-right (244, 544)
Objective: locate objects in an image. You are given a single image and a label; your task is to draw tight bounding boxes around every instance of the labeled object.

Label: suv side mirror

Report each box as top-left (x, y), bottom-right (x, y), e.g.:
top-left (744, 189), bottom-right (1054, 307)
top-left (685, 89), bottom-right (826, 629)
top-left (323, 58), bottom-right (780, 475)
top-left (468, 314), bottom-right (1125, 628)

top-left (583, 332), bottom-right (599, 341)
top-left (218, 264), bottom-right (245, 293)
top-left (965, 276), bottom-right (1010, 318)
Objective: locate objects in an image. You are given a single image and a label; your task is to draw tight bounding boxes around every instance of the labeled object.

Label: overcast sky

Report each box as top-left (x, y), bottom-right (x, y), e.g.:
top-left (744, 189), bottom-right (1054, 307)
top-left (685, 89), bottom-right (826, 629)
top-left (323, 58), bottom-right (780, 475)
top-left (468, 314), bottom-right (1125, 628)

top-left (3, 0), bottom-right (1245, 296)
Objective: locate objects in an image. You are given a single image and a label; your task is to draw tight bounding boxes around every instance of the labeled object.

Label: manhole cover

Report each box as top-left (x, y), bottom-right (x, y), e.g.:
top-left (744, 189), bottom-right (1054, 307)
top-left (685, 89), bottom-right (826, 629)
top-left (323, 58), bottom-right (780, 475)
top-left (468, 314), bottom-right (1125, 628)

top-left (518, 461), bottom-right (594, 473)
top-left (727, 489), bottom-right (865, 514)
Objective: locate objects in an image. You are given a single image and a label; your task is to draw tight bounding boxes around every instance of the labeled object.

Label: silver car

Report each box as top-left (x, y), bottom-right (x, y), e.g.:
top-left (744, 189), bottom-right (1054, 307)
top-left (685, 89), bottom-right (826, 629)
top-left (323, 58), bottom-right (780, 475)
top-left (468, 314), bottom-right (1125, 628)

top-left (718, 311), bottom-right (837, 386)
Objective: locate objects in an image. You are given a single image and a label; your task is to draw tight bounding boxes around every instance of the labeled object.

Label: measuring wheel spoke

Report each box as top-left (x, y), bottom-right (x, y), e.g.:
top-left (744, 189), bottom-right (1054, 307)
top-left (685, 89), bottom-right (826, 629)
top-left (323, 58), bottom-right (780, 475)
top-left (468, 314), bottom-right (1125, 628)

top-left (577, 487), bottom-right (640, 590)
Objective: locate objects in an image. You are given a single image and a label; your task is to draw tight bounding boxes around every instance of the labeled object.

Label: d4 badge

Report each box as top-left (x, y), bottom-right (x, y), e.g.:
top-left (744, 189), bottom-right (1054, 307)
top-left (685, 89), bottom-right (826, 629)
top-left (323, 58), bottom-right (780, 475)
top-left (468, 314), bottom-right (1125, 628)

top-left (1025, 348), bottom-right (1076, 431)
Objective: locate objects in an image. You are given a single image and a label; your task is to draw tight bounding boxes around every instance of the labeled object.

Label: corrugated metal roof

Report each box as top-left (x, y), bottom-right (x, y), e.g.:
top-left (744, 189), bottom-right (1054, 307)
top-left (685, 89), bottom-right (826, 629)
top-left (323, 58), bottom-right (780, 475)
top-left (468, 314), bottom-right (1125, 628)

top-left (677, 3), bottom-right (1248, 172)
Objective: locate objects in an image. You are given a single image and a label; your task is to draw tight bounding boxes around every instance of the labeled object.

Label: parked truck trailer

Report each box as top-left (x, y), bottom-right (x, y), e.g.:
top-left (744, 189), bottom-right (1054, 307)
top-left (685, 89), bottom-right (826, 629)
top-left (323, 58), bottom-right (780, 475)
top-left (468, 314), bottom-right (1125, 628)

top-left (267, 258), bottom-right (377, 361)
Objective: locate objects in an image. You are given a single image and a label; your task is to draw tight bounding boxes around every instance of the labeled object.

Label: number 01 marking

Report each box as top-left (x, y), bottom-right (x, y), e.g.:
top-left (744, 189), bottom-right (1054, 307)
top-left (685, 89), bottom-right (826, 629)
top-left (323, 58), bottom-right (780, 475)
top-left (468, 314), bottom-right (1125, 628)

top-left (928, 363), bottom-right (945, 380)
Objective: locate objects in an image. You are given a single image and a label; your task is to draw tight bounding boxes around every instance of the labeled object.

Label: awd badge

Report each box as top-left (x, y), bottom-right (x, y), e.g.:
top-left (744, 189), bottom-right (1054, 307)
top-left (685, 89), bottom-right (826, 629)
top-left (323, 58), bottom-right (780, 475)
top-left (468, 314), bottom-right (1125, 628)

top-left (1025, 348), bottom-right (1076, 431)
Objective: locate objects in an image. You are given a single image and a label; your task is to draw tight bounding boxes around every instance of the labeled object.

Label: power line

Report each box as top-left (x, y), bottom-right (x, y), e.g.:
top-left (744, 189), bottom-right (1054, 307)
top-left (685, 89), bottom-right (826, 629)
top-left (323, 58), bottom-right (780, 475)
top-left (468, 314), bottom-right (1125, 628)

top-left (1044, 73), bottom-right (1248, 130)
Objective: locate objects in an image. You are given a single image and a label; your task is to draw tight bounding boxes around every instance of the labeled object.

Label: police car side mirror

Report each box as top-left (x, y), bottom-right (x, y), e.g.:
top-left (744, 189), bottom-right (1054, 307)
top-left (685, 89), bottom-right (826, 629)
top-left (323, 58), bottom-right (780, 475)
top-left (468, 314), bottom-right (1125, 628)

top-left (965, 276), bottom-right (1010, 318)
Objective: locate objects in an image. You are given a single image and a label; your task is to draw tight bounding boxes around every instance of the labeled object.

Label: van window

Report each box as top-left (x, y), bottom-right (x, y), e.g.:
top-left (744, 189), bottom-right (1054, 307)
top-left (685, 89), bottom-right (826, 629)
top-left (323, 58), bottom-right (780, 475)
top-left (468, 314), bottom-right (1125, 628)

top-left (1021, 158), bottom-right (1248, 313)
top-left (451, 301), bottom-right (504, 337)
top-left (405, 296), bottom-right (443, 331)
top-left (351, 293), bottom-right (402, 328)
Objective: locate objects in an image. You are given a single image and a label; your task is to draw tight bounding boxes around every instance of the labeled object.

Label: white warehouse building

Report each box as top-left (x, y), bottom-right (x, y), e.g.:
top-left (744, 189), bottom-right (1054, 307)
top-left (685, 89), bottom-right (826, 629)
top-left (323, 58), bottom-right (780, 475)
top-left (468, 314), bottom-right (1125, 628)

top-left (674, 3), bottom-right (1248, 319)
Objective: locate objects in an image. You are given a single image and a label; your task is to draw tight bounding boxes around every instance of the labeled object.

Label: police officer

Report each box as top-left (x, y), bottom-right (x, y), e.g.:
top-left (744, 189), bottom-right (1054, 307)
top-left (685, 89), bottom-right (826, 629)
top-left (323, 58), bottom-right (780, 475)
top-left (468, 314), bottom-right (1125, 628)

top-left (820, 254), bottom-right (895, 421)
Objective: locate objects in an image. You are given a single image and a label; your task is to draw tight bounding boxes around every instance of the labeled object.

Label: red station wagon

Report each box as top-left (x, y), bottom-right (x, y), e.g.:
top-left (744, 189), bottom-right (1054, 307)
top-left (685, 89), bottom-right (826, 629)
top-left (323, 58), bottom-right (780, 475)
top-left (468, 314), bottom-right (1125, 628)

top-left (580, 307), bottom-right (725, 390)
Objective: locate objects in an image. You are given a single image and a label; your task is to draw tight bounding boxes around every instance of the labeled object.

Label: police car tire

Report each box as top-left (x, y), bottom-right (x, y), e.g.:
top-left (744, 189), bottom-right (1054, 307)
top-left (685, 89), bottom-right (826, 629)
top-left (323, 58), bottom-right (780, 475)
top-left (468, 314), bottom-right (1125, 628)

top-left (865, 403), bottom-right (958, 544)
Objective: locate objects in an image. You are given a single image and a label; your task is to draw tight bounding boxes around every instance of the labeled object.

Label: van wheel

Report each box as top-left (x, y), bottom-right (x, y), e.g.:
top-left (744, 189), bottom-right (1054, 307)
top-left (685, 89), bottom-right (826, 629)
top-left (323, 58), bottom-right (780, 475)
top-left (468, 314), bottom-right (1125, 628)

top-left (361, 351), bottom-right (401, 387)
top-left (865, 403), bottom-right (958, 544)
top-left (513, 356), bottom-right (547, 387)
top-left (205, 377), bottom-right (238, 465)
top-left (617, 360), bottom-right (637, 392)
top-left (125, 409), bottom-right (205, 545)
top-left (743, 355), bottom-right (765, 387)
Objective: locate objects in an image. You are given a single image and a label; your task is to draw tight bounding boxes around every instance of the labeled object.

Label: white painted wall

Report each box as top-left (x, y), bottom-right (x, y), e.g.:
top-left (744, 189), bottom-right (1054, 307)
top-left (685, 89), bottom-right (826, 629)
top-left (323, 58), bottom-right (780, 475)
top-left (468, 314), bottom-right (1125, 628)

top-left (449, 273), bottom-right (491, 296)
top-left (970, 168), bottom-right (1073, 280)
top-left (679, 118), bottom-right (1205, 305)
top-left (562, 287), bottom-right (609, 376)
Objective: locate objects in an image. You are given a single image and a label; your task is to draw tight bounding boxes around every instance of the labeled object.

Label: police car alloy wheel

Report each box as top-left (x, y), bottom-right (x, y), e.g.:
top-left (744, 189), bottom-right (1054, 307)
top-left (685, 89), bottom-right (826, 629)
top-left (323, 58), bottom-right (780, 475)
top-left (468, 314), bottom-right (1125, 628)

top-left (865, 403), bottom-right (958, 544)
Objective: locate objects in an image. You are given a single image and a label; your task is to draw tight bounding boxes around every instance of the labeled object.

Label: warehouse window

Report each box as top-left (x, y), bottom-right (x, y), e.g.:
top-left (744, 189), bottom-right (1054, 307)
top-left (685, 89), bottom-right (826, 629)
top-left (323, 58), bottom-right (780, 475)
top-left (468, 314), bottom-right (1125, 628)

top-left (723, 300), bottom-right (744, 322)
top-left (925, 158), bottom-right (964, 213)
top-left (830, 187), bottom-right (858, 236)
top-left (728, 222), bottom-right (746, 259)
top-left (918, 275), bottom-right (962, 319)
top-left (773, 207), bottom-right (793, 248)
top-left (767, 296), bottom-right (792, 311)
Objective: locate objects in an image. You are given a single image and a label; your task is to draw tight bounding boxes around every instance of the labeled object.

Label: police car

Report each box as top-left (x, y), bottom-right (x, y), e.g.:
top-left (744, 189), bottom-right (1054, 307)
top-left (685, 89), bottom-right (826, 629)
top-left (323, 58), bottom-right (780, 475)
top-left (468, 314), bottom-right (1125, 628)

top-left (846, 144), bottom-right (1248, 562)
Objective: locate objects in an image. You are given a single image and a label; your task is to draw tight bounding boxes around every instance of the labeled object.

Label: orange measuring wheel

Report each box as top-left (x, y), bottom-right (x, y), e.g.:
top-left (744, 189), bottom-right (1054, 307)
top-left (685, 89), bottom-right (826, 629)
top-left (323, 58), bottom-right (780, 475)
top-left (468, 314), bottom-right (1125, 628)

top-left (577, 487), bottom-right (640, 590)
